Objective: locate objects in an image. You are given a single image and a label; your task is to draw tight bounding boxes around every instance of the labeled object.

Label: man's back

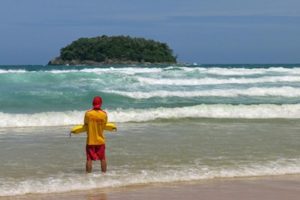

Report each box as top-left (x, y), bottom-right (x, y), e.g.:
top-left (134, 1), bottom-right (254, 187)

top-left (84, 109), bottom-right (107, 145)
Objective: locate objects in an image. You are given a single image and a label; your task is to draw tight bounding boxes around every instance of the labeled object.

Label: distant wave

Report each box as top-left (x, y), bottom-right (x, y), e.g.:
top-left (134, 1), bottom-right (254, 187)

top-left (191, 67), bottom-right (300, 76)
top-left (48, 67), bottom-right (164, 74)
top-left (0, 67), bottom-right (164, 74)
top-left (1, 66), bottom-right (300, 76)
top-left (0, 69), bottom-right (27, 74)
top-left (1, 104), bottom-right (300, 128)
top-left (105, 87), bottom-right (300, 99)
top-left (137, 76), bottom-right (300, 85)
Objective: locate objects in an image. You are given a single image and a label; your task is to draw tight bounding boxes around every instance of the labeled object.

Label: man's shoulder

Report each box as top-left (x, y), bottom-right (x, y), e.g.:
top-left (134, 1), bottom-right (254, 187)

top-left (100, 109), bottom-right (107, 114)
top-left (99, 109), bottom-right (107, 117)
top-left (85, 109), bottom-right (93, 115)
top-left (86, 109), bottom-right (107, 116)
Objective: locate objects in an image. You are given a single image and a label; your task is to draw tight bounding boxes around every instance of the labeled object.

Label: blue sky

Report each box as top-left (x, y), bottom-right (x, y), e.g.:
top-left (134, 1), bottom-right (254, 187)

top-left (0, 0), bottom-right (300, 64)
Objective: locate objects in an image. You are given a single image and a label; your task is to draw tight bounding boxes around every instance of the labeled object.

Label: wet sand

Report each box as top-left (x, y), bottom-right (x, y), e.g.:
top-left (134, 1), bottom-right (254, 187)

top-left (3, 175), bottom-right (300, 200)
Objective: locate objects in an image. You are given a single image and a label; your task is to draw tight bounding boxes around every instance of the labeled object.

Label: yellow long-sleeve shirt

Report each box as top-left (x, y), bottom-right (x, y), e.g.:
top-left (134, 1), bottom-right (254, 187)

top-left (84, 109), bottom-right (108, 145)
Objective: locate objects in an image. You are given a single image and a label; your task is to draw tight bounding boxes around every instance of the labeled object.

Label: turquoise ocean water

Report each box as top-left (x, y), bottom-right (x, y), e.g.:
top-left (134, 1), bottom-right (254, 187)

top-left (0, 64), bottom-right (300, 196)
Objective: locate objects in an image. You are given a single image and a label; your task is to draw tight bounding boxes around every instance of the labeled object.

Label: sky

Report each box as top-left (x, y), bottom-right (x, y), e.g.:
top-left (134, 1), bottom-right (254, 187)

top-left (0, 0), bottom-right (300, 65)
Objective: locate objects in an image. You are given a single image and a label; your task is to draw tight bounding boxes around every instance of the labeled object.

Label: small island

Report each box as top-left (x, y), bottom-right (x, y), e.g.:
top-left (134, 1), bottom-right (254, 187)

top-left (48, 35), bottom-right (177, 65)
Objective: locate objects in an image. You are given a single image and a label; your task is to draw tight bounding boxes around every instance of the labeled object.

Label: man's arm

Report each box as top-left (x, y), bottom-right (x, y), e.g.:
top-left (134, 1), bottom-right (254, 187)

top-left (84, 112), bottom-right (88, 125)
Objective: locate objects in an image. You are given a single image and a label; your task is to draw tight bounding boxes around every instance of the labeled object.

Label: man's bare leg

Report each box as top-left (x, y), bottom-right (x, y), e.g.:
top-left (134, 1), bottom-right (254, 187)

top-left (101, 159), bottom-right (107, 173)
top-left (86, 160), bottom-right (92, 173)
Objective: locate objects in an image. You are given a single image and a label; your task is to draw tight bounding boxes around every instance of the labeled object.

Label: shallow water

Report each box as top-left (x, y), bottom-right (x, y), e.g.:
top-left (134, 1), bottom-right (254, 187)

top-left (0, 119), bottom-right (299, 196)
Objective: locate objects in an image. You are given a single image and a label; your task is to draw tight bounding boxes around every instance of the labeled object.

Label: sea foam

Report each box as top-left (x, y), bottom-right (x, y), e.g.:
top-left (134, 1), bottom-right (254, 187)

top-left (0, 158), bottom-right (299, 196)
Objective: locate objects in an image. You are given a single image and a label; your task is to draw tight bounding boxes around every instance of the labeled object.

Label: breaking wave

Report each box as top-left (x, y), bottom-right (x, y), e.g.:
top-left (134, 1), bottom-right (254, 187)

top-left (1, 104), bottom-right (300, 128)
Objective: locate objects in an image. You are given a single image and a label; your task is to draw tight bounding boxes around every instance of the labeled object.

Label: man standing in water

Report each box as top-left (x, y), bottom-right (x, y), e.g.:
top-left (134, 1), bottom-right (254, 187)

top-left (84, 96), bottom-right (108, 173)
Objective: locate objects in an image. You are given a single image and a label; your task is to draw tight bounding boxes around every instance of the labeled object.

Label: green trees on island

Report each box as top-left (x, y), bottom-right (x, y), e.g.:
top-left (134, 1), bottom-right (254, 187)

top-left (49, 35), bottom-right (177, 65)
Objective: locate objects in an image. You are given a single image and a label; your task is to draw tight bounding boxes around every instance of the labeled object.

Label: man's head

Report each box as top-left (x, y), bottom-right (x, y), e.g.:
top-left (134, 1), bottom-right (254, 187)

top-left (92, 96), bottom-right (102, 109)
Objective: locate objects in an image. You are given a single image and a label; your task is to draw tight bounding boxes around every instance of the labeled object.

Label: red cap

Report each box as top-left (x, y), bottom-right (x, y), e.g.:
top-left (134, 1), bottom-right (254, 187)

top-left (92, 96), bottom-right (102, 109)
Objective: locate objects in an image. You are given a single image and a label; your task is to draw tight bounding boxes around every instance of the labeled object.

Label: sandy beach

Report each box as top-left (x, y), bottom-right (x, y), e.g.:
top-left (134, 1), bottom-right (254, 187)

top-left (4, 175), bottom-right (299, 200)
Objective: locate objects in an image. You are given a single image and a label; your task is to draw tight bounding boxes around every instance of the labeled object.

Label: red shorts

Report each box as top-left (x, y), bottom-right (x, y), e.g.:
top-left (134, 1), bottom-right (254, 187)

top-left (86, 144), bottom-right (106, 161)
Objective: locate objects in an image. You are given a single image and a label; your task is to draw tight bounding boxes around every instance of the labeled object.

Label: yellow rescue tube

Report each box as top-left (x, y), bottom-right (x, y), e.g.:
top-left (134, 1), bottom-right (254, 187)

top-left (71, 122), bottom-right (117, 134)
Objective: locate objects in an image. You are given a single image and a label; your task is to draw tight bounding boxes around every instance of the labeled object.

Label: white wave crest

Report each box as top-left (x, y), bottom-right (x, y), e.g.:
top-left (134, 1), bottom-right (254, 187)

top-left (137, 76), bottom-right (300, 85)
top-left (109, 104), bottom-right (300, 122)
top-left (48, 67), bottom-right (163, 75)
top-left (0, 111), bottom-right (84, 128)
top-left (2, 66), bottom-right (300, 76)
top-left (1, 104), bottom-right (300, 128)
top-left (0, 69), bottom-right (27, 74)
top-left (106, 87), bottom-right (300, 99)
top-left (190, 67), bottom-right (300, 76)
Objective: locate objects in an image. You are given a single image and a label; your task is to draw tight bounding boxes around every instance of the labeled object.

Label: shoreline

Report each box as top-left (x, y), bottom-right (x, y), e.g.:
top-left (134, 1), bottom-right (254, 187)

top-left (3, 174), bottom-right (300, 200)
